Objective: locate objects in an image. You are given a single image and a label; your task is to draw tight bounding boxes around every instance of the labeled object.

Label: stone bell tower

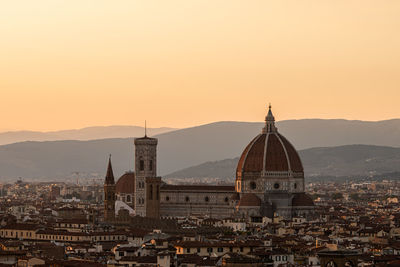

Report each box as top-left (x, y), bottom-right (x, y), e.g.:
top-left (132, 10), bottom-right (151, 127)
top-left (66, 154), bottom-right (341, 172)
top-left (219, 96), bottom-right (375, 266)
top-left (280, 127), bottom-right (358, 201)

top-left (104, 156), bottom-right (116, 222)
top-left (134, 132), bottom-right (161, 218)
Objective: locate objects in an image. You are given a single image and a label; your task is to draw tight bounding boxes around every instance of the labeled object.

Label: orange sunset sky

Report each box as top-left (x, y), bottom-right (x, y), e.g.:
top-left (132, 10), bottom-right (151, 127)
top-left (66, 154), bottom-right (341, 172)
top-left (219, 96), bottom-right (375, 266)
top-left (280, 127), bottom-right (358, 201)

top-left (1, 1), bottom-right (400, 131)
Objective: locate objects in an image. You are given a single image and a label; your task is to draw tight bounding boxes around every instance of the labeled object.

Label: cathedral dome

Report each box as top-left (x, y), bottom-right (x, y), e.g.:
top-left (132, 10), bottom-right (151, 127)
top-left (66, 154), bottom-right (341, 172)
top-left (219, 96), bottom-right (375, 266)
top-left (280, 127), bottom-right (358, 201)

top-left (292, 193), bottom-right (314, 206)
top-left (116, 172), bottom-right (135, 194)
top-left (236, 106), bottom-right (303, 179)
top-left (238, 193), bottom-right (261, 207)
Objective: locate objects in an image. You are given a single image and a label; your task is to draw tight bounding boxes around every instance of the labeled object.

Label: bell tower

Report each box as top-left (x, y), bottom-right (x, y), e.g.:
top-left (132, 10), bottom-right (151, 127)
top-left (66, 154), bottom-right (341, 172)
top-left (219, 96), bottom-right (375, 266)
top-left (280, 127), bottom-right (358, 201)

top-left (104, 156), bottom-right (116, 222)
top-left (134, 133), bottom-right (161, 218)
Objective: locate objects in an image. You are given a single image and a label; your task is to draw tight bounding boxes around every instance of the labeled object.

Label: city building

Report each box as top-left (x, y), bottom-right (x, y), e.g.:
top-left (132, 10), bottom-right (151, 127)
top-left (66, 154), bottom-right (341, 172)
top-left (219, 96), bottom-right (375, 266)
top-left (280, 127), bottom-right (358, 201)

top-left (107, 106), bottom-right (314, 221)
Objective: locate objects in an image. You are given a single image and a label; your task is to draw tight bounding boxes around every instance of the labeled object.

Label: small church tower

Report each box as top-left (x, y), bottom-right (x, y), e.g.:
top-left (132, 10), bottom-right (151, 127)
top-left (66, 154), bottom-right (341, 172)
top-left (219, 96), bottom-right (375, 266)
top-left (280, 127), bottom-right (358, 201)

top-left (134, 133), bottom-right (161, 218)
top-left (104, 156), bottom-right (116, 222)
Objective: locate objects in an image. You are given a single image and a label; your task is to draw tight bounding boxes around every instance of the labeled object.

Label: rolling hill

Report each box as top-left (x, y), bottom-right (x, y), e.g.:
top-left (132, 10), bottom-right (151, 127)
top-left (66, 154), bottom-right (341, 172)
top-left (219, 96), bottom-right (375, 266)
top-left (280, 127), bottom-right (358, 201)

top-left (1, 119), bottom-right (400, 180)
top-left (0, 126), bottom-right (176, 146)
top-left (165, 145), bottom-right (400, 180)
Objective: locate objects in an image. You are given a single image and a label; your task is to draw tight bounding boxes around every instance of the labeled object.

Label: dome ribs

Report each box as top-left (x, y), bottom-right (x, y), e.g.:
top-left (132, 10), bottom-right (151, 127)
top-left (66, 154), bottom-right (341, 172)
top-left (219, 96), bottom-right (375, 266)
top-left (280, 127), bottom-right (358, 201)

top-left (236, 135), bottom-right (260, 174)
top-left (236, 108), bottom-right (304, 180)
top-left (243, 134), bottom-right (266, 172)
top-left (278, 134), bottom-right (304, 173)
top-left (265, 134), bottom-right (289, 172)
top-left (116, 172), bottom-right (135, 194)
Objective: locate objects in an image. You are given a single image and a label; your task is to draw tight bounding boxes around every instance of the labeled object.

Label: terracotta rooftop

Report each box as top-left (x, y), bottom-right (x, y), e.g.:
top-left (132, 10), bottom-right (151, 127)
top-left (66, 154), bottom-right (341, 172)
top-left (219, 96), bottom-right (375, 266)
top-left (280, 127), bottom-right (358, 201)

top-left (161, 184), bottom-right (235, 192)
top-left (238, 193), bottom-right (261, 207)
top-left (236, 107), bottom-right (303, 178)
top-left (237, 133), bottom-right (303, 175)
top-left (116, 172), bottom-right (135, 194)
top-left (292, 193), bottom-right (314, 207)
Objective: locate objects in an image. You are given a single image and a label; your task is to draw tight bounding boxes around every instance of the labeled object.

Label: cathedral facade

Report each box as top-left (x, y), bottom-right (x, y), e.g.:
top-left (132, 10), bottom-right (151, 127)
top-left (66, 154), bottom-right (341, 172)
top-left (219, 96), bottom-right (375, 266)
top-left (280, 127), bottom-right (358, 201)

top-left (104, 106), bottom-right (314, 221)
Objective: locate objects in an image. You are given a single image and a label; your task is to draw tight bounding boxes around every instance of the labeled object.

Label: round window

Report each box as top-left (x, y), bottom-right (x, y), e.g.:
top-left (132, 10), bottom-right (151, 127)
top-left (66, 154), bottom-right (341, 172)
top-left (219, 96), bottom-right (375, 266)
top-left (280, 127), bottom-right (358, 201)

top-left (250, 182), bottom-right (256, 190)
top-left (274, 183), bottom-right (280, 189)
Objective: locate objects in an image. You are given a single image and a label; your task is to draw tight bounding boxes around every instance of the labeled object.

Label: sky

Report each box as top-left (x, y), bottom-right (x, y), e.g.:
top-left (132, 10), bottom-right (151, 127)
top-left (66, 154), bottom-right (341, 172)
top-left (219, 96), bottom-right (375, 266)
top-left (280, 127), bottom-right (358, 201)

top-left (1, 1), bottom-right (400, 131)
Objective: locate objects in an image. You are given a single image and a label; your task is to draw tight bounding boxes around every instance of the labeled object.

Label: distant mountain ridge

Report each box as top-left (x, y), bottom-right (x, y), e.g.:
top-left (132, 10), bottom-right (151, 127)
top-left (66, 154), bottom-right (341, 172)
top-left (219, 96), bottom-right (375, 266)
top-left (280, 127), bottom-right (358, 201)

top-left (0, 126), bottom-right (176, 146)
top-left (1, 119), bottom-right (400, 180)
top-left (165, 145), bottom-right (400, 180)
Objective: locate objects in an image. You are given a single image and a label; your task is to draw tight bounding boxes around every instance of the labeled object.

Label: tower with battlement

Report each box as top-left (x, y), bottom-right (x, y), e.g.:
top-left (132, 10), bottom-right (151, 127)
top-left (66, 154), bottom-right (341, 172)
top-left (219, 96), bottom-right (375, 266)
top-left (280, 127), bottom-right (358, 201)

top-left (134, 135), bottom-right (161, 218)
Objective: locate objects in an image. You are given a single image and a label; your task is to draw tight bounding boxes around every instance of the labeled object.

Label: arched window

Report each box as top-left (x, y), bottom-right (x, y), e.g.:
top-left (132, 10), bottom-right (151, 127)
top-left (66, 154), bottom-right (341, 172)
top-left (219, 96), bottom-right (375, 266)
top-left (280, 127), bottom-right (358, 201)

top-left (156, 185), bottom-right (159, 200)
top-left (166, 196), bottom-right (170, 201)
top-left (205, 196), bottom-right (210, 202)
top-left (224, 197), bottom-right (229, 202)
top-left (126, 195), bottom-right (131, 202)
top-left (185, 196), bottom-right (190, 202)
top-left (149, 160), bottom-right (153, 171)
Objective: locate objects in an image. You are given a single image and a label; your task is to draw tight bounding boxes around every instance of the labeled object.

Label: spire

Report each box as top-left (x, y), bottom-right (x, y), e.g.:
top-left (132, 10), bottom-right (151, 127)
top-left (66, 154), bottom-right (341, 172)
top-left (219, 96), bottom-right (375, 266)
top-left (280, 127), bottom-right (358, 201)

top-left (105, 154), bottom-right (115, 185)
top-left (263, 104), bottom-right (277, 133)
top-left (145, 120), bottom-right (147, 137)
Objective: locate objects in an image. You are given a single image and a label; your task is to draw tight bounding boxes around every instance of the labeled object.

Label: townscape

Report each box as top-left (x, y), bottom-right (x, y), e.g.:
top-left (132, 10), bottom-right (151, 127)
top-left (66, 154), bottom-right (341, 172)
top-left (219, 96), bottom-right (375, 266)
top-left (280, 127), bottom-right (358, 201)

top-left (0, 109), bottom-right (400, 267)
top-left (0, 179), bottom-right (400, 266)
top-left (2, 1), bottom-right (400, 266)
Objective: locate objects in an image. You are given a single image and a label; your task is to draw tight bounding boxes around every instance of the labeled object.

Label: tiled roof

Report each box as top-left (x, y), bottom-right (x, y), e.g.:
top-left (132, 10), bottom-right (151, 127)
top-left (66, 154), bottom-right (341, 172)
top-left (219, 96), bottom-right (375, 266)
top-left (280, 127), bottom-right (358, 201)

top-left (238, 193), bottom-right (261, 207)
top-left (161, 184), bottom-right (235, 192)
top-left (237, 132), bottom-right (303, 176)
top-left (116, 172), bottom-right (135, 194)
top-left (292, 193), bottom-right (314, 207)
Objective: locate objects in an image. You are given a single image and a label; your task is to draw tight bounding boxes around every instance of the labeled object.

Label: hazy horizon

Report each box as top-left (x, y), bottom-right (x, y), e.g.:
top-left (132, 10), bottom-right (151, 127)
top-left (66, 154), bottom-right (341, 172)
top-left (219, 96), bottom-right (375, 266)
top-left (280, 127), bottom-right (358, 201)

top-left (3, 117), bottom-right (400, 133)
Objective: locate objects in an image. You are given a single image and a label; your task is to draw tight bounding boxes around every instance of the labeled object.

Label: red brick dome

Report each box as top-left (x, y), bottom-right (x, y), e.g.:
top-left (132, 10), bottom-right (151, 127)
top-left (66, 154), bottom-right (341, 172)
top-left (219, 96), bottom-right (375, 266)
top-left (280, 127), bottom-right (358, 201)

top-left (236, 106), bottom-right (303, 179)
top-left (292, 193), bottom-right (314, 206)
top-left (116, 172), bottom-right (135, 194)
top-left (238, 193), bottom-right (261, 207)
